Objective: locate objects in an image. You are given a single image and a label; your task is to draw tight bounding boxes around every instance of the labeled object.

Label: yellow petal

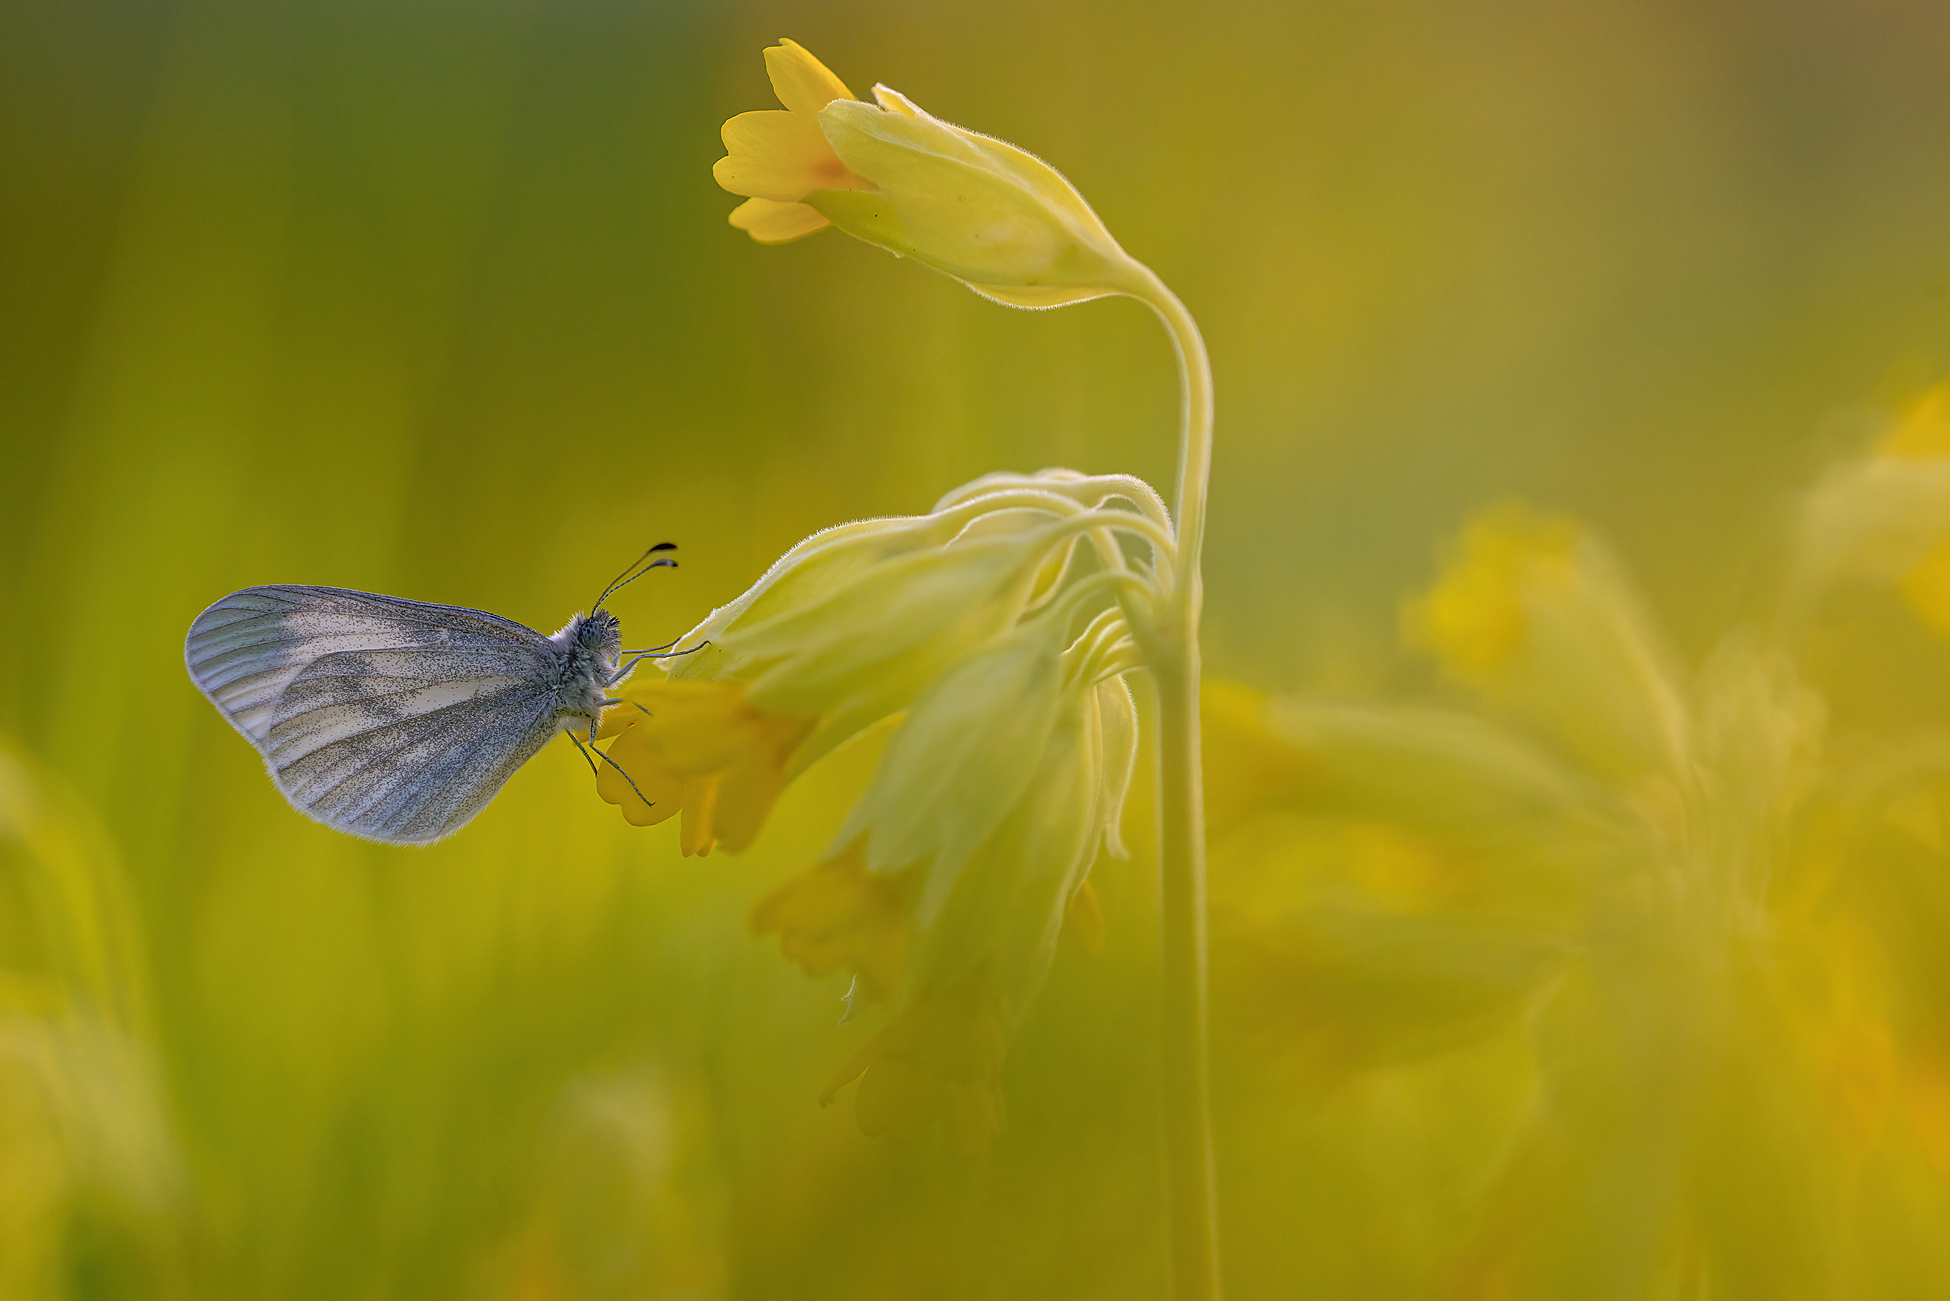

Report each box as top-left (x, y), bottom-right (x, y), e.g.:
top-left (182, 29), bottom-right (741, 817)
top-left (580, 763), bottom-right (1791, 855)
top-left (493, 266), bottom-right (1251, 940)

top-left (1901, 533), bottom-right (1950, 637)
top-left (1882, 381), bottom-right (1950, 459)
top-left (680, 782), bottom-right (719, 857)
top-left (818, 990), bottom-right (1009, 1153)
top-left (710, 744), bottom-right (793, 853)
top-left (1405, 505), bottom-right (1580, 680)
top-left (715, 110), bottom-right (862, 202)
top-left (728, 197), bottom-right (830, 244)
top-left (595, 724), bottom-right (685, 827)
top-left (765, 39), bottom-right (856, 116)
top-left (750, 844), bottom-right (909, 996)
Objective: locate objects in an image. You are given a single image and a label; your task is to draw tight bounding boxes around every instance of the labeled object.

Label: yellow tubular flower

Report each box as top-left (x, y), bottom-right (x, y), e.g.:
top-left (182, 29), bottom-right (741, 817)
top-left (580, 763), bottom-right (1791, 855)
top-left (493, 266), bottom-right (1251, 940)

top-left (749, 842), bottom-right (909, 1002)
top-left (714, 40), bottom-right (871, 243)
top-left (595, 681), bottom-right (814, 856)
top-left (818, 986), bottom-right (1009, 1157)
top-left (716, 41), bottom-right (1145, 305)
top-left (595, 470), bottom-right (1167, 860)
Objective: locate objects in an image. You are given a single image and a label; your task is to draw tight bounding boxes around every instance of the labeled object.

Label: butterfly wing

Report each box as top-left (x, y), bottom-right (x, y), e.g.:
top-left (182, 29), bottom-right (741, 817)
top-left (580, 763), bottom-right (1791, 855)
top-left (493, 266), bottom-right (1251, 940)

top-left (185, 586), bottom-right (566, 844)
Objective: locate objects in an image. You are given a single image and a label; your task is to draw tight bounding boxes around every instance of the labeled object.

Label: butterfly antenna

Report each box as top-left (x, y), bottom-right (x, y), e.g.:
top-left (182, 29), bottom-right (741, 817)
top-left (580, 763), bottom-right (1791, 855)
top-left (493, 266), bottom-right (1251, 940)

top-left (593, 541), bottom-right (678, 611)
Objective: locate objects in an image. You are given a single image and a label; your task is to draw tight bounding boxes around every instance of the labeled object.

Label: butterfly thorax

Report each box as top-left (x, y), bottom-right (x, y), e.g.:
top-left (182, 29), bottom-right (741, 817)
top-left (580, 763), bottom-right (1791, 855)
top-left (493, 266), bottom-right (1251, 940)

top-left (548, 610), bottom-right (624, 733)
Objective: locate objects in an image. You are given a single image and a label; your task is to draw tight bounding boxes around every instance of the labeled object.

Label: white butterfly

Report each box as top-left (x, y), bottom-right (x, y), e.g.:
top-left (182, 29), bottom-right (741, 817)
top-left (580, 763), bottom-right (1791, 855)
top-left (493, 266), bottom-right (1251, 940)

top-left (183, 547), bottom-right (681, 844)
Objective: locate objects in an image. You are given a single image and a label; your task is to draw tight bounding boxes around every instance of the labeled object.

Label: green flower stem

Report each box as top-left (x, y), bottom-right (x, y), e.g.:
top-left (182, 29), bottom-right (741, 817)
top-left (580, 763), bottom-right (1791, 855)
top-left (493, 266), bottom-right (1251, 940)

top-left (1128, 264), bottom-right (1221, 1301)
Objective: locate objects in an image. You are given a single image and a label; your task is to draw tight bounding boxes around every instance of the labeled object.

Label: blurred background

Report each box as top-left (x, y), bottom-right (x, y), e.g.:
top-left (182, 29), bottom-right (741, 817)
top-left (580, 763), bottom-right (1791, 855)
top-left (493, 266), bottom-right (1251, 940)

top-left (5, 0), bottom-right (1950, 1297)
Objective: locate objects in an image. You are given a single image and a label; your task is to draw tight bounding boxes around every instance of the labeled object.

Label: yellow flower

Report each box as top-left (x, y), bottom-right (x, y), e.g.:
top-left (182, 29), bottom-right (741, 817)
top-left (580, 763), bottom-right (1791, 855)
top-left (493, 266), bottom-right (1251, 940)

top-left (1404, 503), bottom-right (1690, 782)
top-left (1885, 383), bottom-right (1950, 634)
top-left (1408, 506), bottom-right (1580, 681)
top-left (714, 40), bottom-right (872, 244)
top-left (1793, 380), bottom-right (1950, 635)
top-left (818, 986), bottom-right (1009, 1156)
top-left (1879, 380), bottom-right (1950, 459)
top-left (749, 842), bottom-right (909, 1002)
top-left (716, 41), bottom-right (1142, 306)
top-left (594, 681), bottom-right (814, 856)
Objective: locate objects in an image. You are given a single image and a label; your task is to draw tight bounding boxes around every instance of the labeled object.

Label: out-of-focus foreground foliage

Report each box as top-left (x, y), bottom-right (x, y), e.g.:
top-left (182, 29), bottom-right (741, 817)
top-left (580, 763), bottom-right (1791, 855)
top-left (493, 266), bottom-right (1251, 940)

top-left (6, 0), bottom-right (1950, 1298)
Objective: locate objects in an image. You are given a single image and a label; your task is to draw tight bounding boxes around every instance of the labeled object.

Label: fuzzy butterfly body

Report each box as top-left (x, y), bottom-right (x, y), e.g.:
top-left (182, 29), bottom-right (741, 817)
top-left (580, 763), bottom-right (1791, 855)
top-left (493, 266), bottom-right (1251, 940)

top-left (185, 584), bottom-right (636, 845)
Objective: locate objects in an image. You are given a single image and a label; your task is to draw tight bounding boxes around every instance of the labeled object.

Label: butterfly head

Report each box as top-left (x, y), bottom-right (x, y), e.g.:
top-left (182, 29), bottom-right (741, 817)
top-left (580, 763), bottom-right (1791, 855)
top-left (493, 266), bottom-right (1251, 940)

top-left (573, 609), bottom-right (624, 661)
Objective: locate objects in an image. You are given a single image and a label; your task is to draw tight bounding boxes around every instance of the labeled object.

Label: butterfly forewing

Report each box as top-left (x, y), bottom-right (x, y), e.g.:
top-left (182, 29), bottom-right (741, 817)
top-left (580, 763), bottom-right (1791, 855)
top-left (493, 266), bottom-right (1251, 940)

top-left (185, 585), bottom-right (573, 844)
top-left (186, 586), bottom-right (556, 745)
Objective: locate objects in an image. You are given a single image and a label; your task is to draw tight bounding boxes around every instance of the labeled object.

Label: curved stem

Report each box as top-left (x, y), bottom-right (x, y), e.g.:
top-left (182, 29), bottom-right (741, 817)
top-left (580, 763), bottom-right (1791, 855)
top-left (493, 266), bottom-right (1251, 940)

top-left (1133, 266), bottom-right (1214, 618)
top-left (1123, 261), bottom-right (1221, 1301)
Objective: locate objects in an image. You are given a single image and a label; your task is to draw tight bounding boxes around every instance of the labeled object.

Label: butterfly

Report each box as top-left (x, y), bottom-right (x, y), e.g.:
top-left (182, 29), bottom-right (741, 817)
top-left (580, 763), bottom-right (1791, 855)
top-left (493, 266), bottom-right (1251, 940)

top-left (183, 545), bottom-right (684, 844)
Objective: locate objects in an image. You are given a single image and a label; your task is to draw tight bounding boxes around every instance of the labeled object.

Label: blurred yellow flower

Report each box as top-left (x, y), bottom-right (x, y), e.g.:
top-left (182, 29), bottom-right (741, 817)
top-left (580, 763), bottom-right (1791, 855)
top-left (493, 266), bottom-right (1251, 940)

top-left (1200, 480), bottom-right (1950, 1296)
top-left (1408, 506), bottom-right (1578, 679)
top-left (1794, 380), bottom-right (1950, 636)
top-left (716, 40), bottom-right (1143, 306)
top-left (819, 986), bottom-right (1008, 1157)
top-left (750, 842), bottom-right (910, 1002)
top-left (1886, 383), bottom-right (1950, 634)
top-left (1880, 380), bottom-right (1950, 458)
top-left (1404, 503), bottom-right (1689, 781)
top-left (595, 680), bottom-right (814, 856)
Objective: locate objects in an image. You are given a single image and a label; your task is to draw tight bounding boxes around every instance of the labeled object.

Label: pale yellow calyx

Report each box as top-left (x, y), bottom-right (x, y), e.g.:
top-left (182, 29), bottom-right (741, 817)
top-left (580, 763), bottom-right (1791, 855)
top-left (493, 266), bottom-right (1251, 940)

top-left (812, 88), bottom-right (1138, 304)
top-left (832, 617), bottom-right (1070, 896)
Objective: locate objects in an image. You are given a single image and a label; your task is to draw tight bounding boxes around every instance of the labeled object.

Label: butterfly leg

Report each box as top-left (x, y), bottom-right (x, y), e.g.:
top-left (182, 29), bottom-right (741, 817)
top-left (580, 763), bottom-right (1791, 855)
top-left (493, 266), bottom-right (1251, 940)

top-left (568, 731), bottom-right (654, 810)
top-left (620, 635), bottom-right (686, 655)
top-left (607, 639), bottom-right (712, 684)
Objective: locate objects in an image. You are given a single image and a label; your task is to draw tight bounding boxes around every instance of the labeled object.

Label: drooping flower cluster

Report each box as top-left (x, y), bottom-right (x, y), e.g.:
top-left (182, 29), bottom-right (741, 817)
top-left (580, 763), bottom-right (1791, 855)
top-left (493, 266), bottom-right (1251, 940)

top-left (596, 471), bottom-right (1166, 1144)
top-left (612, 37), bottom-right (1216, 1173)
top-left (1196, 403), bottom-right (1950, 1294)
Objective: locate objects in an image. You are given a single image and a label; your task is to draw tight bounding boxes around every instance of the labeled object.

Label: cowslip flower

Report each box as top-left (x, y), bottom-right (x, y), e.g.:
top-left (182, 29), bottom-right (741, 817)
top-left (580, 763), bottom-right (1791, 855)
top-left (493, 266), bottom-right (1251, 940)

top-left (715, 40), bottom-right (1146, 307)
top-left (708, 38), bottom-right (1222, 1276)
top-left (765, 607), bottom-right (1134, 1143)
top-left (592, 680), bottom-right (814, 857)
top-left (748, 841), bottom-right (910, 1002)
top-left (594, 468), bottom-right (1158, 1145)
top-left (595, 468), bottom-right (1166, 838)
top-left (1403, 502), bottom-right (1690, 784)
top-left (1793, 380), bottom-right (1950, 637)
top-left (1202, 489), bottom-right (1950, 1296)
